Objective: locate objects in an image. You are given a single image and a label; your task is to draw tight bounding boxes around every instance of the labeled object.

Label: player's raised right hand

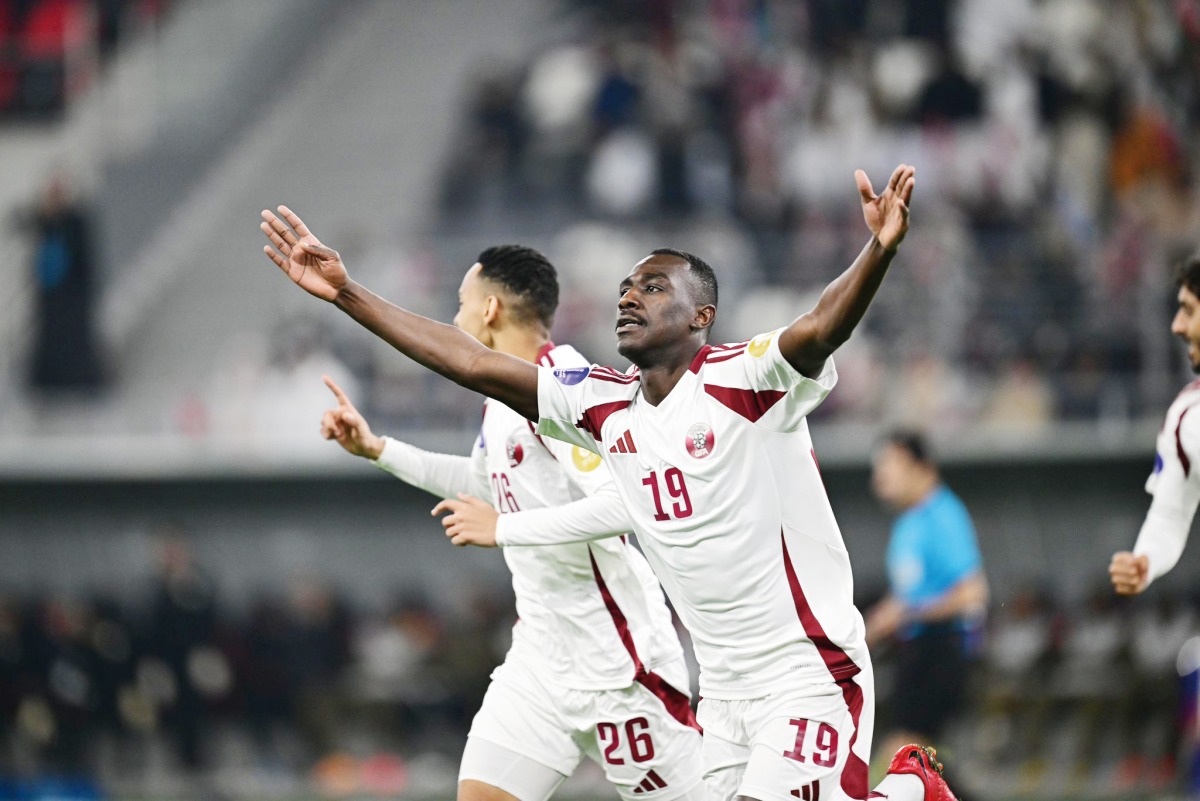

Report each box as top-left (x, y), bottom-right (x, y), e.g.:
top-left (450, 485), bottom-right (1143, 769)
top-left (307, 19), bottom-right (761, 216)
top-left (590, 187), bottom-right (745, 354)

top-left (320, 375), bottom-right (385, 460)
top-left (856, 164), bottom-right (915, 252)
top-left (1109, 551), bottom-right (1149, 595)
top-left (260, 205), bottom-right (348, 302)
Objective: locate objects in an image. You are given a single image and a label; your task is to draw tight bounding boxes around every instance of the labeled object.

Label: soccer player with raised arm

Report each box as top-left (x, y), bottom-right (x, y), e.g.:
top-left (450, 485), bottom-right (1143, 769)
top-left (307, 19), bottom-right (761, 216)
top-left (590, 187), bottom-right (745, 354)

top-left (1111, 256), bottom-right (1200, 596)
top-left (258, 164), bottom-right (958, 801)
top-left (317, 246), bottom-right (704, 801)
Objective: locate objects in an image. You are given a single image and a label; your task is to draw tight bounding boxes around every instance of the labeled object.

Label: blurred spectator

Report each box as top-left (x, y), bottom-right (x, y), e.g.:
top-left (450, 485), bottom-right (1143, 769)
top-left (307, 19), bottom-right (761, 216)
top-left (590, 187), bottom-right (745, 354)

top-left (980, 357), bottom-right (1055, 432)
top-left (25, 174), bottom-right (104, 394)
top-left (1117, 594), bottom-right (1195, 788)
top-left (1048, 585), bottom-right (1132, 778)
top-left (0, 0), bottom-right (171, 119)
top-left (144, 527), bottom-right (216, 771)
top-left (281, 575), bottom-right (351, 756)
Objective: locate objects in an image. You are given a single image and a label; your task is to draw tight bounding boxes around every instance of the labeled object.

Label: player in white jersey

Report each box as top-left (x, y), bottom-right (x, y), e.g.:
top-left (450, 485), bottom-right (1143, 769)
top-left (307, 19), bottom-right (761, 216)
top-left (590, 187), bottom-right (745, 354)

top-left (258, 164), bottom-right (957, 801)
top-left (1112, 257), bottom-right (1200, 596)
top-left (316, 246), bottom-right (704, 801)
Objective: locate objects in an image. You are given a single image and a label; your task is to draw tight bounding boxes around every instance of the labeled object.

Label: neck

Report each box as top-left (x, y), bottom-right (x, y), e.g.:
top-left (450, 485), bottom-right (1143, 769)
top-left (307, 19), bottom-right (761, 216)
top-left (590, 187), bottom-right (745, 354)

top-left (633, 340), bottom-right (705, 406)
top-left (492, 325), bottom-right (550, 364)
top-left (904, 475), bottom-right (940, 509)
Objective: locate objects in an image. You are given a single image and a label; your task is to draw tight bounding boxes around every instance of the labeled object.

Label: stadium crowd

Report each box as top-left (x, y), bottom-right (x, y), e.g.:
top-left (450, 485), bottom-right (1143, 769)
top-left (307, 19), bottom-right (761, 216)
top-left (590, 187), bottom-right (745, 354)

top-left (0, 0), bottom-right (171, 120)
top-left (423, 0), bottom-right (1200, 433)
top-left (0, 536), bottom-right (1194, 797)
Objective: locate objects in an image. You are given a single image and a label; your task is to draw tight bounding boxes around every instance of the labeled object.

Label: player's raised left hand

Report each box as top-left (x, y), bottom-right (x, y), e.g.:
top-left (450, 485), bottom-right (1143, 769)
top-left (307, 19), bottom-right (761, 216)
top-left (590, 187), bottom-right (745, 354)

top-left (857, 164), bottom-right (915, 252)
top-left (1109, 551), bottom-right (1150, 595)
top-left (260, 205), bottom-right (348, 302)
top-left (433, 494), bottom-right (500, 547)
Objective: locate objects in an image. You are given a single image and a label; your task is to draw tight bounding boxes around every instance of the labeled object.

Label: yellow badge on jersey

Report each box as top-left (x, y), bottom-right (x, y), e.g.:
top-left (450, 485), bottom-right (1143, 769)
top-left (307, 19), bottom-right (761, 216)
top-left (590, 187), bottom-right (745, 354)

top-left (748, 333), bottom-right (773, 358)
top-left (572, 446), bottom-right (602, 472)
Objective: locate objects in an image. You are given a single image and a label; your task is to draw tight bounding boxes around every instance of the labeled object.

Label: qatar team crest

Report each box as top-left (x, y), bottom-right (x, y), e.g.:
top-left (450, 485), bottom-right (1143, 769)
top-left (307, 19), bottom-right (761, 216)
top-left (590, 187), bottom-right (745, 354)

top-left (685, 422), bottom-right (715, 459)
top-left (507, 438), bottom-right (525, 467)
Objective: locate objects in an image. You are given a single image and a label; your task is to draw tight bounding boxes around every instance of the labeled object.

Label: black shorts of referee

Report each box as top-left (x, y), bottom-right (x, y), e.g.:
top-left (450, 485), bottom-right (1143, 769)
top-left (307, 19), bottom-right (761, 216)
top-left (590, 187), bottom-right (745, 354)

top-left (893, 620), bottom-right (972, 738)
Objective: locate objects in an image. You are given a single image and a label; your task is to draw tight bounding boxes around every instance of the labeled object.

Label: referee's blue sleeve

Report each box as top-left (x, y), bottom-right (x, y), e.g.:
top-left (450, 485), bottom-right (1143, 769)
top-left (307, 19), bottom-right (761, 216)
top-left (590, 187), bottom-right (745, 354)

top-left (932, 497), bottom-right (982, 582)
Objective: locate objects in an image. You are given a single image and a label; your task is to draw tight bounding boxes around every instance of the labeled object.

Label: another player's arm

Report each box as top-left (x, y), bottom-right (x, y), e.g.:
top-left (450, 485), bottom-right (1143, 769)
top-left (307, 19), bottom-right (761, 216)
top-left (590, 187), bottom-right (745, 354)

top-left (434, 437), bottom-right (633, 548)
top-left (321, 376), bottom-right (482, 500)
top-left (1112, 478), bottom-right (1200, 596)
top-left (778, 165), bottom-right (915, 377)
top-left (1111, 408), bottom-right (1200, 595)
top-left (261, 206), bottom-right (539, 420)
top-left (434, 480), bottom-right (630, 547)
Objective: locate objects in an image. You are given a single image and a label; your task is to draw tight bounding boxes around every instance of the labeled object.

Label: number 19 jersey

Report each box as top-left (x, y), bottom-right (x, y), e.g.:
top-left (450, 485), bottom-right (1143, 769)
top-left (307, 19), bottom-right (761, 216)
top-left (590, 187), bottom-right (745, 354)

top-left (536, 330), bottom-right (867, 701)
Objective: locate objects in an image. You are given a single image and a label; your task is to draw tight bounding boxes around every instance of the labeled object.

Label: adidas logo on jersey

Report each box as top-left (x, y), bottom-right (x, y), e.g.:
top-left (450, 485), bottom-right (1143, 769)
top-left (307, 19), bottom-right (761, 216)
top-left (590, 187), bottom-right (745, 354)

top-left (631, 770), bottom-right (668, 794)
top-left (790, 781), bottom-right (820, 801)
top-left (609, 431), bottom-right (637, 453)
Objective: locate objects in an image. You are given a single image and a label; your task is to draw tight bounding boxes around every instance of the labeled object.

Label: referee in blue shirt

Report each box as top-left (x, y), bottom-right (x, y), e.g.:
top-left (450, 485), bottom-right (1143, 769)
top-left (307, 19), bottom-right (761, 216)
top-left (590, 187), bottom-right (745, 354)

top-left (866, 431), bottom-right (988, 774)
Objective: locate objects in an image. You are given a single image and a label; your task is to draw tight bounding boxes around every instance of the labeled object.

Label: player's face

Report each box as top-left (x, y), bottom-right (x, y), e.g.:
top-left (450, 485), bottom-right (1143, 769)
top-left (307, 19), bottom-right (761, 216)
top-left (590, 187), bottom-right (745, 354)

top-left (616, 255), bottom-right (705, 365)
top-left (454, 263), bottom-right (490, 345)
top-left (1171, 286), bottom-right (1200, 373)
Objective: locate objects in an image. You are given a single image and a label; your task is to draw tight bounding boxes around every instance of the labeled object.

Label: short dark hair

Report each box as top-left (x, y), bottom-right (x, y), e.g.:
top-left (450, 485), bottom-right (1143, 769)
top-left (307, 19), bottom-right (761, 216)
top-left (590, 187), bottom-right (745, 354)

top-left (476, 245), bottom-right (559, 329)
top-left (883, 429), bottom-right (933, 466)
top-left (1177, 255), bottom-right (1200, 298)
top-left (651, 247), bottom-right (718, 308)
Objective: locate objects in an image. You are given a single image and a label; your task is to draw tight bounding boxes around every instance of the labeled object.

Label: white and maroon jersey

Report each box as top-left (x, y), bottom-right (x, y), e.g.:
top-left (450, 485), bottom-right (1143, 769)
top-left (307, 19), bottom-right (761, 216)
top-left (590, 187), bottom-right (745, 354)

top-left (536, 329), bottom-right (867, 700)
top-left (376, 343), bottom-right (684, 692)
top-left (1134, 379), bottom-right (1200, 587)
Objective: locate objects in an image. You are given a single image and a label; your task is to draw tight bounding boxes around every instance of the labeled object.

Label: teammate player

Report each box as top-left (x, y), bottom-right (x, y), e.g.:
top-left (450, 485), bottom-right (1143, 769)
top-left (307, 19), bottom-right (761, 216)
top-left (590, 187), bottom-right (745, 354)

top-left (258, 163), bottom-right (957, 801)
top-left (1111, 257), bottom-right (1200, 596)
top-left (319, 246), bottom-right (704, 801)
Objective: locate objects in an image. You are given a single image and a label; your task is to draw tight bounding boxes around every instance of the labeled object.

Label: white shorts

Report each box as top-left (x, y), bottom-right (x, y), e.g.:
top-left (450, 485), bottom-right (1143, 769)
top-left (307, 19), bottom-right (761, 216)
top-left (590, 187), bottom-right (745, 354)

top-left (462, 654), bottom-right (705, 801)
top-left (699, 661), bottom-right (875, 801)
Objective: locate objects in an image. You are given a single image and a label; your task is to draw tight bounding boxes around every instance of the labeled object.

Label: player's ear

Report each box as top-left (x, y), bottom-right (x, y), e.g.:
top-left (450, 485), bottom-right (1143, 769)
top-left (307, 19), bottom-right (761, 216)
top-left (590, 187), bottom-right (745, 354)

top-left (691, 304), bottom-right (716, 333)
top-left (482, 295), bottom-right (501, 326)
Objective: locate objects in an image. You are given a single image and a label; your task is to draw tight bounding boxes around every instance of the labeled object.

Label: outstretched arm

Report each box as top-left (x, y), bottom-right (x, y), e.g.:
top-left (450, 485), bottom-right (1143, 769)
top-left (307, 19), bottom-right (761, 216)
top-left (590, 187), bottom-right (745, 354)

top-left (319, 376), bottom-right (480, 499)
top-left (779, 165), bottom-right (915, 377)
top-left (261, 206), bottom-right (539, 420)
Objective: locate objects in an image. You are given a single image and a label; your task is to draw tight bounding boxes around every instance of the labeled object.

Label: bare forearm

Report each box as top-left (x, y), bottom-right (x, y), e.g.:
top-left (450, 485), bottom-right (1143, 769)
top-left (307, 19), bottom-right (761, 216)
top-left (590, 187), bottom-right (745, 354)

top-left (781, 236), bottom-right (896, 375)
top-left (913, 574), bottom-right (988, 623)
top-left (333, 281), bottom-right (539, 418)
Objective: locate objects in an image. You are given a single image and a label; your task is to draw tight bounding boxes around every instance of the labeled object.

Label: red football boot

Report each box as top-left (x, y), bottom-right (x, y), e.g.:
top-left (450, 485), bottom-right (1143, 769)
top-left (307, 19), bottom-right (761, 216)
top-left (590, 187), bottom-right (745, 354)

top-left (882, 744), bottom-right (957, 801)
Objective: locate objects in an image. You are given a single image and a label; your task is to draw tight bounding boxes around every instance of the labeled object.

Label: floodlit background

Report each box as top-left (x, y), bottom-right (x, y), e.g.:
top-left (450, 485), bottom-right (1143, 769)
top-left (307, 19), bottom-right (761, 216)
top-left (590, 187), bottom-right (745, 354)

top-left (0, 0), bottom-right (1197, 798)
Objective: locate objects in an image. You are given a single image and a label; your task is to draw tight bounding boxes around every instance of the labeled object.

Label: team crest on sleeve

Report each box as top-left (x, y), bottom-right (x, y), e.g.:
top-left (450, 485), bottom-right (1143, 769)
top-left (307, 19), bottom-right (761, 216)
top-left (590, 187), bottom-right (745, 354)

top-left (572, 446), bottom-right (602, 472)
top-left (506, 438), bottom-right (525, 467)
top-left (748, 333), bottom-right (773, 358)
top-left (553, 366), bottom-right (591, 385)
top-left (685, 422), bottom-right (715, 459)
